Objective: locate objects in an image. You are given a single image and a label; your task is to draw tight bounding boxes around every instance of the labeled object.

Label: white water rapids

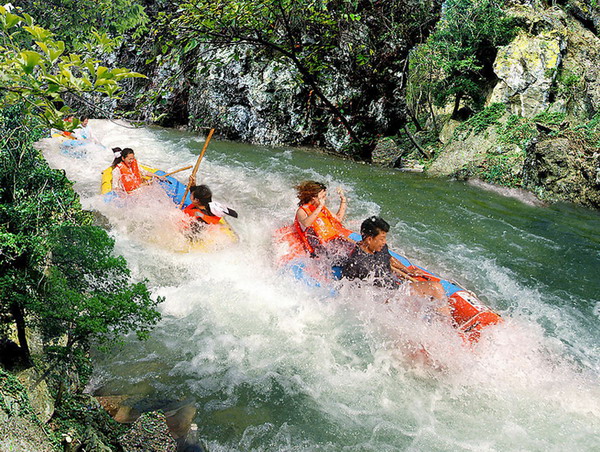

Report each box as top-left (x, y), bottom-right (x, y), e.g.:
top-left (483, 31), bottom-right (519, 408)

top-left (37, 120), bottom-right (600, 451)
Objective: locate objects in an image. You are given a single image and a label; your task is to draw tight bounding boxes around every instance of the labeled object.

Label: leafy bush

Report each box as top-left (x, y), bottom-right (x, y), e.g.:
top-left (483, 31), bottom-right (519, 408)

top-left (454, 103), bottom-right (507, 138)
top-left (418, 0), bottom-right (516, 117)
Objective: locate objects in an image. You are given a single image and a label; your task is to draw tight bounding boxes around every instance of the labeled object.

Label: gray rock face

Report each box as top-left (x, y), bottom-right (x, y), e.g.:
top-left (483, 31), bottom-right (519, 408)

top-left (489, 29), bottom-right (566, 117)
top-left (568, 0), bottom-right (600, 32)
top-left (0, 370), bottom-right (54, 452)
top-left (488, 5), bottom-right (600, 122)
top-left (188, 46), bottom-right (312, 146)
top-left (428, 126), bottom-right (503, 176)
top-left (523, 137), bottom-right (600, 208)
top-left (558, 17), bottom-right (600, 120)
top-left (17, 368), bottom-right (55, 423)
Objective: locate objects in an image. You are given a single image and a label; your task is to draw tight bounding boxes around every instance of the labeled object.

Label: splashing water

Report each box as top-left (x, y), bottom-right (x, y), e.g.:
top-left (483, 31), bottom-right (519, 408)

top-left (37, 120), bottom-right (600, 451)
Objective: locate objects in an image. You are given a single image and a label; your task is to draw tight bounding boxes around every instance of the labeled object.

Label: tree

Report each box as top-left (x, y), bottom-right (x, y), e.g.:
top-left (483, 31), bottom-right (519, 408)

top-left (39, 225), bottom-right (160, 404)
top-left (0, 6), bottom-right (158, 368)
top-left (0, 108), bottom-right (161, 366)
top-left (158, 0), bottom-right (440, 159)
top-left (10, 0), bottom-right (149, 49)
top-left (419, 0), bottom-right (516, 118)
top-left (0, 5), bottom-right (145, 132)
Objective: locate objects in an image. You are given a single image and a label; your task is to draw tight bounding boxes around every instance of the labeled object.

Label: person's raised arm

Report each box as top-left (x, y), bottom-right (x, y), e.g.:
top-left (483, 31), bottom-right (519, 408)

top-left (334, 187), bottom-right (347, 221)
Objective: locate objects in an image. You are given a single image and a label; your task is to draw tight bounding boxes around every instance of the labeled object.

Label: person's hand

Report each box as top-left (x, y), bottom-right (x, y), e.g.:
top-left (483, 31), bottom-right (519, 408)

top-left (189, 175), bottom-right (196, 186)
top-left (409, 268), bottom-right (429, 279)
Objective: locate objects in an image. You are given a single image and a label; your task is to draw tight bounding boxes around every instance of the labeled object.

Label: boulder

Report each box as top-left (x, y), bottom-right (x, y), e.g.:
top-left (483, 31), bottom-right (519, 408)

top-left (16, 368), bottom-right (54, 423)
top-left (427, 125), bottom-right (503, 177)
top-left (371, 137), bottom-right (403, 166)
top-left (119, 411), bottom-right (177, 452)
top-left (489, 30), bottom-right (565, 117)
top-left (523, 137), bottom-right (600, 208)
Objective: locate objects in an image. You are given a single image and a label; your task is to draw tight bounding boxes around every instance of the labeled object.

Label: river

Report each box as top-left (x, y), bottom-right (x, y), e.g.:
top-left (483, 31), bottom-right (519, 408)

top-left (39, 120), bottom-right (600, 451)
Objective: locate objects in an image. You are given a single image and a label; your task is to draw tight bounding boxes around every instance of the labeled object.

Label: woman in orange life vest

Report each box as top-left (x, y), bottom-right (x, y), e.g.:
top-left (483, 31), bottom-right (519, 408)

top-left (111, 148), bottom-right (163, 193)
top-left (183, 176), bottom-right (238, 233)
top-left (294, 180), bottom-right (354, 259)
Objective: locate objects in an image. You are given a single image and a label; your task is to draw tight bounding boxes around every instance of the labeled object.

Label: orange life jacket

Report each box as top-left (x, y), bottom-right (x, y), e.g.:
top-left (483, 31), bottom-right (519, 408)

top-left (294, 204), bottom-right (351, 253)
top-left (117, 160), bottom-right (143, 192)
top-left (183, 204), bottom-right (221, 224)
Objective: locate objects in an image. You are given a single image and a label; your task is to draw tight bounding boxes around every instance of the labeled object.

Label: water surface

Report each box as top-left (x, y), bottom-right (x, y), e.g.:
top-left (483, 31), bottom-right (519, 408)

top-left (39, 121), bottom-right (600, 451)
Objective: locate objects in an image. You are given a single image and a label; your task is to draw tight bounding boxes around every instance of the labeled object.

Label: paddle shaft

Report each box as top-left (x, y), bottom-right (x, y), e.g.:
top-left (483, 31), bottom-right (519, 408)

top-left (163, 165), bottom-right (192, 177)
top-left (179, 128), bottom-right (215, 208)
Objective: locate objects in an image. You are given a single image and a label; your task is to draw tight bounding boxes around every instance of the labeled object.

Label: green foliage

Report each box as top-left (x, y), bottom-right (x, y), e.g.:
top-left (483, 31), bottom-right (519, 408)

top-left (0, 368), bottom-right (36, 419)
top-left (417, 0), bottom-right (516, 115)
top-left (574, 112), bottom-right (600, 148)
top-left (532, 111), bottom-right (566, 127)
top-left (1, 107), bottom-right (161, 394)
top-left (454, 102), bottom-right (506, 138)
top-left (11, 0), bottom-right (149, 48)
top-left (453, 108), bottom-right (600, 190)
top-left (50, 391), bottom-right (128, 449)
top-left (550, 68), bottom-right (585, 107)
top-left (458, 149), bottom-right (525, 188)
top-left (0, 6), bottom-right (145, 132)
top-left (497, 114), bottom-right (537, 147)
top-left (41, 225), bottom-right (161, 351)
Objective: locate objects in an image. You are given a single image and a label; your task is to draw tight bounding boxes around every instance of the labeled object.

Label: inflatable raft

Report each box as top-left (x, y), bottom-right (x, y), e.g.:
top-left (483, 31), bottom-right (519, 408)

top-left (274, 225), bottom-right (501, 343)
top-left (101, 166), bottom-right (238, 250)
top-left (51, 130), bottom-right (107, 158)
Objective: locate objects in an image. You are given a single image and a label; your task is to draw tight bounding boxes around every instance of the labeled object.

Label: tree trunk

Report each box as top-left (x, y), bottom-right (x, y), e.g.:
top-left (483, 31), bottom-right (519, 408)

top-left (10, 302), bottom-right (31, 365)
top-left (407, 106), bottom-right (423, 132)
top-left (404, 124), bottom-right (431, 159)
top-left (452, 92), bottom-right (462, 119)
top-left (427, 93), bottom-right (438, 134)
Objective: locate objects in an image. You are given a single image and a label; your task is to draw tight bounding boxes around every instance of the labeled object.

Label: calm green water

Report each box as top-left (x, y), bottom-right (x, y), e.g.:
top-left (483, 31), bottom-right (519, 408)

top-left (40, 121), bottom-right (600, 451)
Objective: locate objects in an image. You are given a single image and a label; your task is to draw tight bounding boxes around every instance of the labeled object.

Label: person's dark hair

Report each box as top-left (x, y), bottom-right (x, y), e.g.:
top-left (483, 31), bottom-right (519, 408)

top-left (360, 216), bottom-right (390, 238)
top-left (190, 184), bottom-right (212, 208)
top-left (295, 180), bottom-right (326, 206)
top-left (111, 147), bottom-right (134, 168)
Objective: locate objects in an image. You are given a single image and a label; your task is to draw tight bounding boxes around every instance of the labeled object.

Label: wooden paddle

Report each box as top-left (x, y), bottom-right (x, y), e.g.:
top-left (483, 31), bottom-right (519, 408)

top-left (163, 165), bottom-right (192, 177)
top-left (179, 128), bottom-right (215, 208)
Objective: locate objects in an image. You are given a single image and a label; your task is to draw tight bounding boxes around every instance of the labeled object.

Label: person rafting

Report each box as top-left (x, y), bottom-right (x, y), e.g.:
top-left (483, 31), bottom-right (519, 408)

top-left (294, 180), bottom-right (354, 260)
top-left (72, 116), bottom-right (97, 142)
top-left (183, 176), bottom-right (238, 233)
top-left (111, 148), bottom-right (163, 193)
top-left (342, 216), bottom-right (446, 301)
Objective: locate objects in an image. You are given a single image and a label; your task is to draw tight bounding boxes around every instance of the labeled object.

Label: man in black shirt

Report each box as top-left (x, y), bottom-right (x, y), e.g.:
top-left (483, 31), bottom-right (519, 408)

top-left (342, 216), bottom-right (445, 300)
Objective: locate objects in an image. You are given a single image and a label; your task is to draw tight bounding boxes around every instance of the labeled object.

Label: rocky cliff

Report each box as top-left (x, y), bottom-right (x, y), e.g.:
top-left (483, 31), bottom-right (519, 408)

top-left (427, 4), bottom-right (600, 208)
top-left (114, 0), bottom-right (599, 209)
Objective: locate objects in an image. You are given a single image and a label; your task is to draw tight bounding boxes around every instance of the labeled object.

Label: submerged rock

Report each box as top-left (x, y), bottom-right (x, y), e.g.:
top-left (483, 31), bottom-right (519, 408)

top-left (119, 411), bottom-right (177, 452)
